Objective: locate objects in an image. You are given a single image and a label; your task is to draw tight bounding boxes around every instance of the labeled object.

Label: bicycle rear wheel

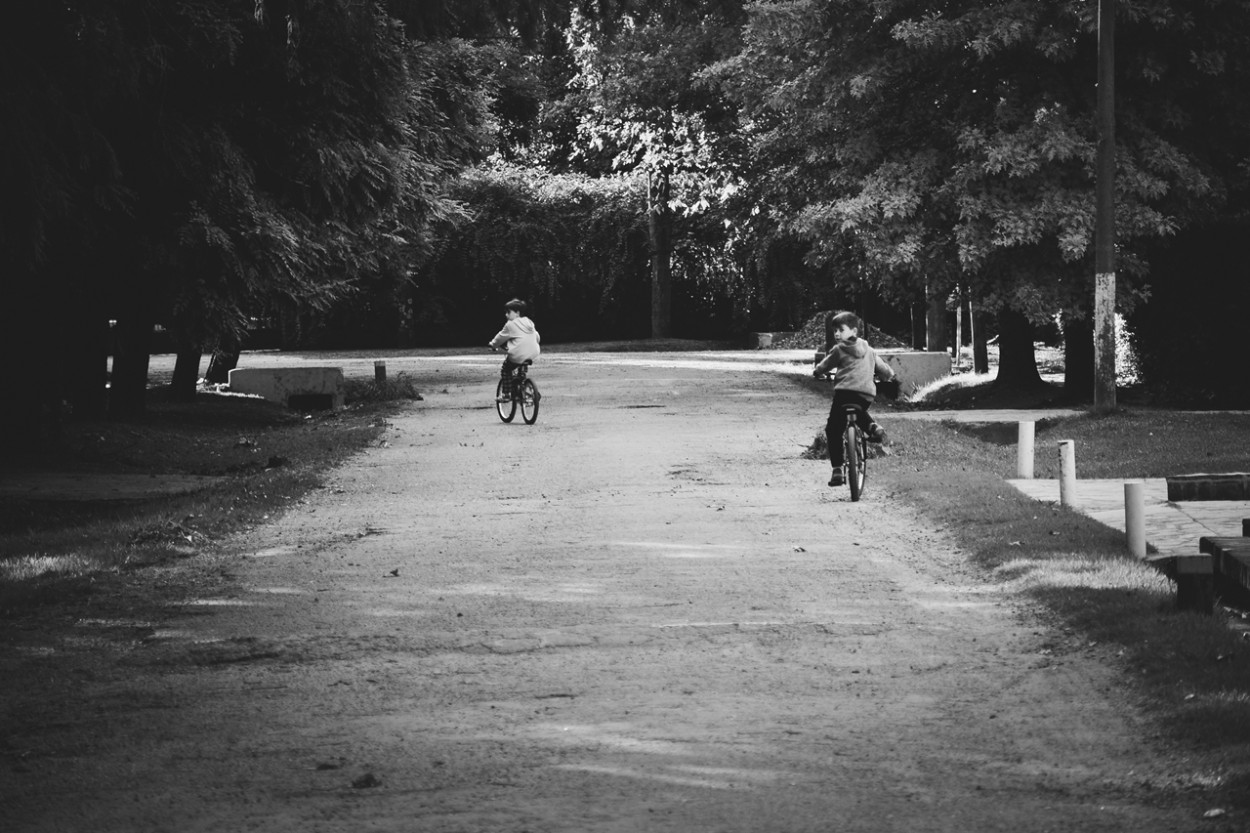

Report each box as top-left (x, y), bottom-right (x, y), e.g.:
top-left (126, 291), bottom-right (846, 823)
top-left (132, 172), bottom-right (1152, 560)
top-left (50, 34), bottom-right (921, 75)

top-left (520, 379), bottom-right (539, 424)
top-left (496, 378), bottom-right (516, 423)
top-left (844, 424), bottom-right (865, 501)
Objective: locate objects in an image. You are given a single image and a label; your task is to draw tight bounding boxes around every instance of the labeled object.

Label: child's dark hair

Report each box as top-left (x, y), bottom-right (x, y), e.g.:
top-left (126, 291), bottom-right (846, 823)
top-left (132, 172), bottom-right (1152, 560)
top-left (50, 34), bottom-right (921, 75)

top-left (504, 298), bottom-right (527, 315)
top-left (830, 310), bottom-right (860, 331)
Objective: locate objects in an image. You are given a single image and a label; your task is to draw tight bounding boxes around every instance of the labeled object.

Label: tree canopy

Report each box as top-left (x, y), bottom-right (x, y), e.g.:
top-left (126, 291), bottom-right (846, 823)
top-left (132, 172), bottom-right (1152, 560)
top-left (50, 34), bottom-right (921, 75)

top-left (6, 0), bottom-right (1250, 442)
top-left (1, 0), bottom-right (512, 430)
top-left (713, 1), bottom-right (1246, 307)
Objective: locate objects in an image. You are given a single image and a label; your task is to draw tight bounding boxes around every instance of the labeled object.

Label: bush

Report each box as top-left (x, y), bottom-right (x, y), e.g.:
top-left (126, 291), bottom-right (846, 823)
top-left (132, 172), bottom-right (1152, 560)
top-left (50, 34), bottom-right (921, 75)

top-left (343, 373), bottom-right (423, 404)
top-left (1127, 226), bottom-right (1250, 407)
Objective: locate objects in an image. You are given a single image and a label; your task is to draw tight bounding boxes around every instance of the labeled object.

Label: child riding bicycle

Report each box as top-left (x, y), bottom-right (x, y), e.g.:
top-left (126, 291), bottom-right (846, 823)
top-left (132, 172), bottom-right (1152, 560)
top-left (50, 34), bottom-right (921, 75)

top-left (813, 311), bottom-right (896, 487)
top-left (488, 298), bottom-right (541, 402)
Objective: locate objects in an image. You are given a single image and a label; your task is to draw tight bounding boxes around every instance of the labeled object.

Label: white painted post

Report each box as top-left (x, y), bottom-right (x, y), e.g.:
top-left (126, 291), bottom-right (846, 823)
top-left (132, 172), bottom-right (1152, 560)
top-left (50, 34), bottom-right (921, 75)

top-left (1058, 440), bottom-right (1077, 507)
top-left (1124, 480), bottom-right (1146, 558)
top-left (1016, 421), bottom-right (1035, 479)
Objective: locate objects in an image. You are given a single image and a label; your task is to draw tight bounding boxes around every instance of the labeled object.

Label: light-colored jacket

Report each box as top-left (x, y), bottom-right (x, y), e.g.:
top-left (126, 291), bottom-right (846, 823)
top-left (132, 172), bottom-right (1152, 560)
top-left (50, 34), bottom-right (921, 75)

top-left (814, 337), bottom-right (892, 398)
top-left (490, 316), bottom-right (541, 363)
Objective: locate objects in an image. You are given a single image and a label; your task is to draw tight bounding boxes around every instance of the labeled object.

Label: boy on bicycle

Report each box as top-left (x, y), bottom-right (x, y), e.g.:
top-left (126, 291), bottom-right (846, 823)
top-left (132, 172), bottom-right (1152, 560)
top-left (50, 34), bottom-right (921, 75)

top-left (488, 298), bottom-right (541, 402)
top-left (813, 311), bottom-right (896, 487)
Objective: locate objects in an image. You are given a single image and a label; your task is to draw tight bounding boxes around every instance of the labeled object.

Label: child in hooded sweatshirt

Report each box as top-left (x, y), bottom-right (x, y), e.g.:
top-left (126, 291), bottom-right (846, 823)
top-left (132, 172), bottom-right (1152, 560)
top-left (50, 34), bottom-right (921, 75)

top-left (488, 298), bottom-right (541, 402)
top-left (813, 311), bottom-right (896, 487)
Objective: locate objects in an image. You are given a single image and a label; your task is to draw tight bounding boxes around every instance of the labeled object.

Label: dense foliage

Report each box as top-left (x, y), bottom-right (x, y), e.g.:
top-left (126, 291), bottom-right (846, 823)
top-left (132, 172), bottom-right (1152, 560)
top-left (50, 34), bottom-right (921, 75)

top-left (1, 0), bottom-right (507, 434)
top-left (702, 0), bottom-right (1250, 390)
top-left (5, 0), bottom-right (1250, 442)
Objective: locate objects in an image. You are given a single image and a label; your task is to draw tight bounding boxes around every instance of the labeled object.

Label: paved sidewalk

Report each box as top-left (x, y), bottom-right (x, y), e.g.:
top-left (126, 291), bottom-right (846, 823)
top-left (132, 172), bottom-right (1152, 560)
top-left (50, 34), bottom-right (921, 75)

top-left (889, 407), bottom-right (1085, 423)
top-left (1007, 477), bottom-right (1250, 557)
top-left (884, 405), bottom-right (1248, 556)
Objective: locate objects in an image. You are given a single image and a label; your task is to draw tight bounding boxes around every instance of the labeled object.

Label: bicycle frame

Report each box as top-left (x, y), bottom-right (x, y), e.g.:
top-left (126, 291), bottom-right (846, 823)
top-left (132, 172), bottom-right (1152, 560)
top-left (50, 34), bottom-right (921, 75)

top-left (814, 370), bottom-right (879, 500)
top-left (495, 360), bottom-right (539, 425)
top-left (842, 404), bottom-right (868, 501)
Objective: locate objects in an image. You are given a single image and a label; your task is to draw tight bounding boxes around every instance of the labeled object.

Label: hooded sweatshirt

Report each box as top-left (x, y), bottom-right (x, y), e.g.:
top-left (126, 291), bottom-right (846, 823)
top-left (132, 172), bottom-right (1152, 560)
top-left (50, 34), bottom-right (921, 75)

top-left (490, 316), bottom-right (541, 363)
top-left (814, 336), bottom-right (892, 399)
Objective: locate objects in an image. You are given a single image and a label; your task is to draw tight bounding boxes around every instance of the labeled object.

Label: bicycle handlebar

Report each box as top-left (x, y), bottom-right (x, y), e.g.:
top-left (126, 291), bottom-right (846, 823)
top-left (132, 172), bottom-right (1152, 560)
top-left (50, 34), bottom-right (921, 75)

top-left (812, 371), bottom-right (896, 381)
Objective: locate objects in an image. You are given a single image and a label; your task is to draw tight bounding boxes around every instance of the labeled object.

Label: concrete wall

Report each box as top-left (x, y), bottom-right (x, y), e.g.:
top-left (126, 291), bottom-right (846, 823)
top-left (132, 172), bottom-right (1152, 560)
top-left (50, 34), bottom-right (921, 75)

top-left (746, 332), bottom-right (796, 349)
top-left (228, 366), bottom-right (345, 410)
top-left (879, 351), bottom-right (951, 399)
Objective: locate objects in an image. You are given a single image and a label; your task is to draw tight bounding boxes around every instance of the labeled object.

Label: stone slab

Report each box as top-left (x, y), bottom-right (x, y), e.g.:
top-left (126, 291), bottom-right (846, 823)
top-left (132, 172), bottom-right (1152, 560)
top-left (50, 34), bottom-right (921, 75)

top-left (746, 332), bottom-right (795, 349)
top-left (228, 366), bottom-right (344, 410)
top-left (1166, 472), bottom-right (1250, 501)
top-left (879, 351), bottom-right (952, 399)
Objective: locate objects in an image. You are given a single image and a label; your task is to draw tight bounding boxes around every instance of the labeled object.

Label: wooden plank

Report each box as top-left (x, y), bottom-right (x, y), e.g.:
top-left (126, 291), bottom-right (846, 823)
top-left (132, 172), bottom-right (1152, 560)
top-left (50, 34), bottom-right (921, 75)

top-left (1217, 549), bottom-right (1250, 592)
top-left (1166, 473), bottom-right (1250, 501)
top-left (1173, 554), bottom-right (1214, 575)
top-left (1199, 536), bottom-right (1250, 557)
top-left (1145, 554), bottom-right (1215, 613)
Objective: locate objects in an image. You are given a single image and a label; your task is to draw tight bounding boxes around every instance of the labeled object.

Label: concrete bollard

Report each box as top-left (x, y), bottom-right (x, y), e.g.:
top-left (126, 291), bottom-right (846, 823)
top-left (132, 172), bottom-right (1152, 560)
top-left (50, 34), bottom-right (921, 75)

top-left (1016, 421), bottom-right (1035, 479)
top-left (1058, 440), bottom-right (1077, 507)
top-left (1124, 480), bottom-right (1146, 558)
top-left (374, 360), bottom-right (387, 382)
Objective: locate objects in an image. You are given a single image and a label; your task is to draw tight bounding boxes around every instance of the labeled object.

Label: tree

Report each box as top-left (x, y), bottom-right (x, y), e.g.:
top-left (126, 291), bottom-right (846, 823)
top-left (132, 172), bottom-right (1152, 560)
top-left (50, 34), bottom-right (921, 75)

top-left (0, 0), bottom-right (499, 437)
top-left (709, 0), bottom-right (1233, 392)
top-left (555, 6), bottom-right (748, 337)
top-left (418, 163), bottom-right (654, 343)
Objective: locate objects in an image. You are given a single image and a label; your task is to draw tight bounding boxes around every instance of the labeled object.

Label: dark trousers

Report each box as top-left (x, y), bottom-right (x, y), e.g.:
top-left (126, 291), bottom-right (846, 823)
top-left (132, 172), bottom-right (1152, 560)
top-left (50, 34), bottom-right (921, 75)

top-left (500, 359), bottom-right (528, 396)
top-left (826, 390), bottom-right (874, 466)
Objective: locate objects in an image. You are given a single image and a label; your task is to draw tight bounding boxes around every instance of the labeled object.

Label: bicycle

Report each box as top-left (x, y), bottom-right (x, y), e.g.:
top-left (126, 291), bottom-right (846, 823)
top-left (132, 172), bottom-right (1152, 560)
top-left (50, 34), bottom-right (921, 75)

top-left (839, 402), bottom-right (870, 502)
top-left (493, 356), bottom-right (540, 425)
top-left (816, 373), bottom-right (894, 501)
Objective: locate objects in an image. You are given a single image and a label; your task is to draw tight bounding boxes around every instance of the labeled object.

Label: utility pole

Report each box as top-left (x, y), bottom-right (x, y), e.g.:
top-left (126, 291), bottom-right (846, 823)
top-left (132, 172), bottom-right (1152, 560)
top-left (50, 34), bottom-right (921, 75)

top-left (1094, 0), bottom-right (1117, 410)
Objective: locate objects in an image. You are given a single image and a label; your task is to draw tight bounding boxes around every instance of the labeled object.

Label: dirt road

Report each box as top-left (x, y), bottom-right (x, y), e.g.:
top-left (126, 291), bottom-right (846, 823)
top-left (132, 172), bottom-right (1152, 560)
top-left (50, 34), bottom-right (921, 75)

top-left (1, 353), bottom-right (1219, 831)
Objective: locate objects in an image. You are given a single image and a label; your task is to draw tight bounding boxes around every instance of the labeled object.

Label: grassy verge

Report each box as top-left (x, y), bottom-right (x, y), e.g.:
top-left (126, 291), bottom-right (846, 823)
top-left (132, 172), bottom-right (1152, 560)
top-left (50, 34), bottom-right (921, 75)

top-left (870, 401), bottom-right (1250, 807)
top-left (0, 383), bottom-right (418, 611)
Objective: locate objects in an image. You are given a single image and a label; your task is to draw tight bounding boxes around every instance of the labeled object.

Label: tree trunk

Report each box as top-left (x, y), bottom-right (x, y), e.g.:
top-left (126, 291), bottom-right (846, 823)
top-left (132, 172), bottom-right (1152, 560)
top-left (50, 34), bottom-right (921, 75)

top-left (972, 307), bottom-right (990, 374)
top-left (994, 308), bottom-right (1044, 390)
top-left (2, 288), bottom-right (61, 450)
top-left (205, 349), bottom-right (240, 384)
top-left (64, 305), bottom-right (110, 421)
top-left (170, 349), bottom-right (202, 402)
top-left (952, 289), bottom-right (964, 364)
top-left (910, 292), bottom-right (926, 350)
top-left (648, 169), bottom-right (672, 339)
top-left (925, 287), bottom-right (948, 352)
top-left (109, 314), bottom-right (153, 417)
top-left (1063, 312), bottom-right (1094, 402)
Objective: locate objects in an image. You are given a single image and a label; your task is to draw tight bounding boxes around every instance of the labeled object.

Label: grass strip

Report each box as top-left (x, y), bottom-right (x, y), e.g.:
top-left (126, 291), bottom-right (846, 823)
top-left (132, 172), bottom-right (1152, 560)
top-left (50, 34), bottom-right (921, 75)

top-left (872, 409), bottom-right (1250, 806)
top-left (0, 387), bottom-right (415, 610)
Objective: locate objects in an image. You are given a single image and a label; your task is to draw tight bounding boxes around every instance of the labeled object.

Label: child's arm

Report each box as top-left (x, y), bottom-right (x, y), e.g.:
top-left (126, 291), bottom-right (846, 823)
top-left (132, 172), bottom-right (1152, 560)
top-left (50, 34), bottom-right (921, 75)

top-left (813, 350), bottom-right (835, 377)
top-left (488, 324), bottom-right (511, 349)
top-left (873, 352), bottom-right (895, 381)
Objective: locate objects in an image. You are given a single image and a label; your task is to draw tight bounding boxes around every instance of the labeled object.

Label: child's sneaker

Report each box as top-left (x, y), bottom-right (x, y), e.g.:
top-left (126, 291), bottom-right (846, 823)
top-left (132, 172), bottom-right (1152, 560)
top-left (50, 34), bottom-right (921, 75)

top-left (828, 470), bottom-right (845, 487)
top-left (496, 395), bottom-right (512, 403)
top-left (868, 423), bottom-right (887, 444)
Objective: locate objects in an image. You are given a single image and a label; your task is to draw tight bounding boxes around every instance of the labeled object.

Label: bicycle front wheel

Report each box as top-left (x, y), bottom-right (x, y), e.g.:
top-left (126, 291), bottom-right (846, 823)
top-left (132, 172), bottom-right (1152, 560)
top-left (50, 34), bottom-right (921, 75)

top-left (845, 425), bottom-right (865, 501)
top-left (496, 378), bottom-right (516, 423)
top-left (520, 379), bottom-right (539, 424)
